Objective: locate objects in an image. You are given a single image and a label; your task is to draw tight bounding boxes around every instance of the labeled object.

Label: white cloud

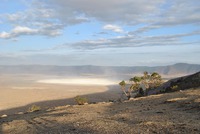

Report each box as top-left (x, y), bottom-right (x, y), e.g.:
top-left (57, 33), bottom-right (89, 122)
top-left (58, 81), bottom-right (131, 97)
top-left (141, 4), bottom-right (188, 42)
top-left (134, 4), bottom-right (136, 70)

top-left (48, 0), bottom-right (197, 34)
top-left (0, 26), bottom-right (38, 39)
top-left (103, 24), bottom-right (123, 33)
top-left (157, 0), bottom-right (200, 26)
top-left (12, 26), bottom-right (38, 34)
top-left (46, 0), bottom-right (163, 24)
top-left (44, 0), bottom-right (199, 26)
top-left (0, 32), bottom-right (10, 38)
top-left (0, 0), bottom-right (200, 39)
top-left (65, 30), bottom-right (200, 50)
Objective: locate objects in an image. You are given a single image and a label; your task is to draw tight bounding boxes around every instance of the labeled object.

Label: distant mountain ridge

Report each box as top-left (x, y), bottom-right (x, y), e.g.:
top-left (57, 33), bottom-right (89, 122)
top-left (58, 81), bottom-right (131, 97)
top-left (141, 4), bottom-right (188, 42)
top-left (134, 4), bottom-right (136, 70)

top-left (0, 63), bottom-right (199, 78)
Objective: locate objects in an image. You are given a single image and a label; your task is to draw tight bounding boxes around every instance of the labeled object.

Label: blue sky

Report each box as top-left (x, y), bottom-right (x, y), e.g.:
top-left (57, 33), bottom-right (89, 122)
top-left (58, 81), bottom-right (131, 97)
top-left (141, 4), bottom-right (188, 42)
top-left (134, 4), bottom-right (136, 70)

top-left (0, 0), bottom-right (200, 66)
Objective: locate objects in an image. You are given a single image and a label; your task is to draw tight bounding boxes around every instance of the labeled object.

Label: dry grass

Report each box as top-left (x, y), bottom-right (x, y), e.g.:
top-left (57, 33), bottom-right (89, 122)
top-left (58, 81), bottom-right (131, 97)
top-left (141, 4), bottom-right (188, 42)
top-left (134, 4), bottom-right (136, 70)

top-left (0, 88), bottom-right (199, 134)
top-left (74, 96), bottom-right (88, 105)
top-left (27, 105), bottom-right (41, 112)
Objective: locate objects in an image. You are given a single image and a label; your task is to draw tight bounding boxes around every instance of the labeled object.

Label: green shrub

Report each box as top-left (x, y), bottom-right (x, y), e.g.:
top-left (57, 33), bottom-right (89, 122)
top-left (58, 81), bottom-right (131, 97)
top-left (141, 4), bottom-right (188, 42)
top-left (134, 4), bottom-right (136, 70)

top-left (171, 85), bottom-right (178, 90)
top-left (160, 88), bottom-right (166, 93)
top-left (28, 105), bottom-right (41, 112)
top-left (74, 96), bottom-right (88, 105)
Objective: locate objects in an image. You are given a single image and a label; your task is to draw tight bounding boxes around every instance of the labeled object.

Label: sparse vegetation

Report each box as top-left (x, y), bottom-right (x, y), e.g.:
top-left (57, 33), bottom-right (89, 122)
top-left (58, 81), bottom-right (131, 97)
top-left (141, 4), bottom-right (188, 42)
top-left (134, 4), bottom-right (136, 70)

top-left (28, 105), bottom-right (41, 112)
top-left (171, 85), bottom-right (178, 90)
top-left (74, 96), bottom-right (88, 105)
top-left (119, 80), bottom-right (131, 99)
top-left (119, 71), bottom-right (163, 99)
top-left (1, 71), bottom-right (200, 134)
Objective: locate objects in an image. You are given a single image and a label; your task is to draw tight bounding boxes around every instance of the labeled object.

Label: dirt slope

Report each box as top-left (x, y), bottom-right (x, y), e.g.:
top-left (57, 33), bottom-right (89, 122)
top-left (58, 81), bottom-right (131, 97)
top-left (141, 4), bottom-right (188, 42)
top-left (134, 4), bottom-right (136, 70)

top-left (162, 71), bottom-right (200, 92)
top-left (0, 88), bottom-right (200, 134)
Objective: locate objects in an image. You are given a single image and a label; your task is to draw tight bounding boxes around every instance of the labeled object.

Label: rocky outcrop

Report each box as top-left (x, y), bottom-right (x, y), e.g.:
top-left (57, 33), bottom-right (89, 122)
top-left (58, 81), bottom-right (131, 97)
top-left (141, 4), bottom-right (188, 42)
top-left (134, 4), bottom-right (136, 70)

top-left (158, 71), bottom-right (200, 93)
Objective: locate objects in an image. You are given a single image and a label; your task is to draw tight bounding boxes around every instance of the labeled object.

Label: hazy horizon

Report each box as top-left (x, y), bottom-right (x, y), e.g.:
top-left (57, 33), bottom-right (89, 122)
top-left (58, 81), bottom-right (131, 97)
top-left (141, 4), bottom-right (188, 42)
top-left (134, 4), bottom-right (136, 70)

top-left (0, 62), bottom-right (199, 67)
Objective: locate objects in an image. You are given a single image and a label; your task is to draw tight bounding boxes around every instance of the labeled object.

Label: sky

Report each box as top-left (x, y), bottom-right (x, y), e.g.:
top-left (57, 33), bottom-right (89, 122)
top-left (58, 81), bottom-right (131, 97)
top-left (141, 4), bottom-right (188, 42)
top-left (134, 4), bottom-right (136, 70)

top-left (0, 0), bottom-right (200, 66)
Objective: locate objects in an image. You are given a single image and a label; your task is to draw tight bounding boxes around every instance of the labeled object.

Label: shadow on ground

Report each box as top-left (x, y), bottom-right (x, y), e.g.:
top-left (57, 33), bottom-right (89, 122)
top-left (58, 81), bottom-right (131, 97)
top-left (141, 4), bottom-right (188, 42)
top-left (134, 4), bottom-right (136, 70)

top-left (0, 85), bottom-right (120, 115)
top-left (0, 87), bottom-right (200, 134)
top-left (0, 85), bottom-right (120, 134)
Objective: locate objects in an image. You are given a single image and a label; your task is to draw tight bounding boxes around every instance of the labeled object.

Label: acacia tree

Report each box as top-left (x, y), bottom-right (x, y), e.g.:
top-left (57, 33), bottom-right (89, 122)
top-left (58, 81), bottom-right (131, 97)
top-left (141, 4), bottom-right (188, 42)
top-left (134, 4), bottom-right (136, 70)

top-left (119, 80), bottom-right (127, 95)
top-left (119, 80), bottom-right (131, 100)
top-left (129, 76), bottom-right (142, 92)
top-left (150, 72), bottom-right (162, 88)
top-left (119, 71), bottom-right (163, 99)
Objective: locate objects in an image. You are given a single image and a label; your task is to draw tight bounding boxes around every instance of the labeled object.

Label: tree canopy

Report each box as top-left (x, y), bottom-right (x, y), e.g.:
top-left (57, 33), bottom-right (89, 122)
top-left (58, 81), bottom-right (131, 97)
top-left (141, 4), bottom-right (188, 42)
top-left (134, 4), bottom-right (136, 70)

top-left (119, 71), bottom-right (163, 99)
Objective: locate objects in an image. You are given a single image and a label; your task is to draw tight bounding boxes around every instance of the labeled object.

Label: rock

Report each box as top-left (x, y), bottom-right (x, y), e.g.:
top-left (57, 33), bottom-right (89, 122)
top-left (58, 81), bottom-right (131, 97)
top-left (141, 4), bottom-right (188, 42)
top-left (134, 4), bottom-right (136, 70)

top-left (65, 105), bottom-right (71, 107)
top-left (129, 98), bottom-right (135, 101)
top-left (17, 112), bottom-right (24, 115)
top-left (1, 114), bottom-right (8, 118)
top-left (98, 102), bottom-right (106, 104)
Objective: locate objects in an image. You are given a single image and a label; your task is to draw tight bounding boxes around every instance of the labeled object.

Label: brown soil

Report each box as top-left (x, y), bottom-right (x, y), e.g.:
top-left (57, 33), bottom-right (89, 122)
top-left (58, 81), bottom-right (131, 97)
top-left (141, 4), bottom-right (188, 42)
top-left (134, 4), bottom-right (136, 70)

top-left (0, 74), bottom-right (120, 114)
top-left (0, 88), bottom-right (200, 134)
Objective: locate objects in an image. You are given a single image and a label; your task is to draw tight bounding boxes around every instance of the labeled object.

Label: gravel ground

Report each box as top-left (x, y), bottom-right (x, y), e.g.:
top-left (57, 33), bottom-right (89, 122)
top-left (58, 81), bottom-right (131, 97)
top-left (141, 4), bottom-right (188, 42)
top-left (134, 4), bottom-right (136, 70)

top-left (0, 88), bottom-right (200, 134)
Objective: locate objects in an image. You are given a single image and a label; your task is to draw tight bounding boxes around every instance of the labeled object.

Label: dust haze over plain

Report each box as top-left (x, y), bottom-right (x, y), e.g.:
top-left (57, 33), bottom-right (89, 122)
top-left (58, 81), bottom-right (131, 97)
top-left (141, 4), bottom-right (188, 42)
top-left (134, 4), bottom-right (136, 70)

top-left (0, 63), bottom-right (200, 85)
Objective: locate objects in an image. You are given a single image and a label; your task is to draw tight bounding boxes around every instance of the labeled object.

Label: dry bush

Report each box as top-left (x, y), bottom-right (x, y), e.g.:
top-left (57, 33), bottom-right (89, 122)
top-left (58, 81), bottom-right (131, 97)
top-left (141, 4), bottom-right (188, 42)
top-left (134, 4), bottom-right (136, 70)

top-left (74, 96), bottom-right (88, 105)
top-left (28, 105), bottom-right (41, 112)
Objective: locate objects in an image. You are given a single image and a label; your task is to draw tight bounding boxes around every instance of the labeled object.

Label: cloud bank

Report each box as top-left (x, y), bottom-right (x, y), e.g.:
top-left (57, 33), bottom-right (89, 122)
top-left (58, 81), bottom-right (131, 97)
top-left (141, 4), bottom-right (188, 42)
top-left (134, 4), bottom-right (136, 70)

top-left (0, 0), bottom-right (199, 66)
top-left (1, 0), bottom-right (199, 39)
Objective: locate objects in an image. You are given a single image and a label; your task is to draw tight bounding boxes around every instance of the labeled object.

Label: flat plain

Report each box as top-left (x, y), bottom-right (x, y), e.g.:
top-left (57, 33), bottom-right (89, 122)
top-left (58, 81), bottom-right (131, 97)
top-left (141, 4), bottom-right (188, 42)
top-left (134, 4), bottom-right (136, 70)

top-left (0, 74), bottom-right (120, 115)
